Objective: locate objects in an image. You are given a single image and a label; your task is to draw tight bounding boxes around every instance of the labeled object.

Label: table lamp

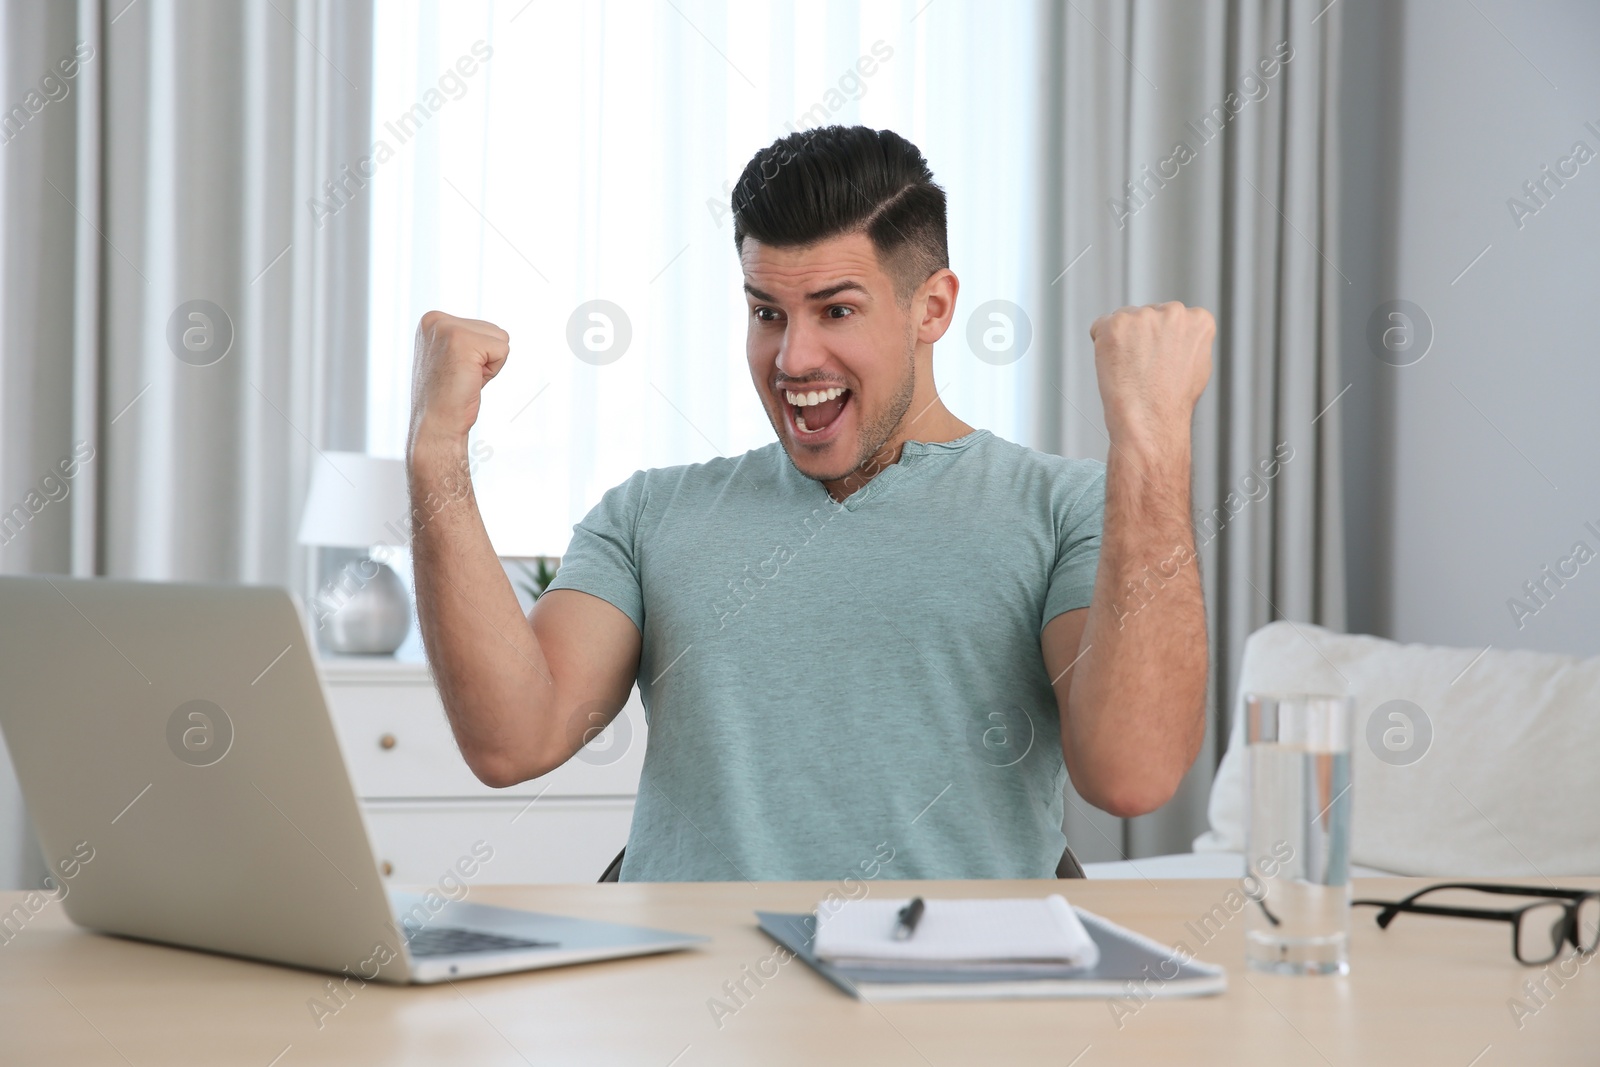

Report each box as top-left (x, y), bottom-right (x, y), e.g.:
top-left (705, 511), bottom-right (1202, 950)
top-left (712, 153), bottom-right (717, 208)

top-left (297, 451), bottom-right (412, 655)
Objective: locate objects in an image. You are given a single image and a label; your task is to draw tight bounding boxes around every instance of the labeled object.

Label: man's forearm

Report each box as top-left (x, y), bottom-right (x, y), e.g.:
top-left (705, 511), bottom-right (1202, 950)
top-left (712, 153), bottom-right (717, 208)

top-left (1066, 437), bottom-right (1208, 817)
top-left (408, 435), bottom-right (557, 787)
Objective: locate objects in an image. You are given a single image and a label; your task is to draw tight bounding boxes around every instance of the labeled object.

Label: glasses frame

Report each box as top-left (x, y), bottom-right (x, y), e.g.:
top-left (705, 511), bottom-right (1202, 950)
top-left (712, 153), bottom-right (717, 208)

top-left (1353, 882), bottom-right (1600, 966)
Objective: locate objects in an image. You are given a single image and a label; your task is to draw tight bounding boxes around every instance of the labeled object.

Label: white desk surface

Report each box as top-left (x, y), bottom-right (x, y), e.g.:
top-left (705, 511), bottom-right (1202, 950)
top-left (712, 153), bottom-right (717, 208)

top-left (3, 876), bottom-right (1596, 1065)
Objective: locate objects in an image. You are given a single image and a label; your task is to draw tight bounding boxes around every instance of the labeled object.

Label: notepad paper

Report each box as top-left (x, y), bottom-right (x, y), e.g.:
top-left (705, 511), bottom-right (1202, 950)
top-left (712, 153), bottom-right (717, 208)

top-left (813, 896), bottom-right (1100, 970)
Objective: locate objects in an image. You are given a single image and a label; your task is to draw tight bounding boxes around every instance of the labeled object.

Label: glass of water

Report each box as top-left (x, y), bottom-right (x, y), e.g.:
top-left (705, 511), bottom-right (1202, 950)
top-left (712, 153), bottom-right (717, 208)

top-left (1242, 692), bottom-right (1354, 976)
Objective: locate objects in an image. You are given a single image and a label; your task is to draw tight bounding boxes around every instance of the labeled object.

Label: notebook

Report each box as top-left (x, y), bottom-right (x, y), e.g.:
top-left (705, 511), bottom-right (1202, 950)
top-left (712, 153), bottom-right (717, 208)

top-left (757, 897), bottom-right (1227, 1002)
top-left (813, 895), bottom-right (1100, 974)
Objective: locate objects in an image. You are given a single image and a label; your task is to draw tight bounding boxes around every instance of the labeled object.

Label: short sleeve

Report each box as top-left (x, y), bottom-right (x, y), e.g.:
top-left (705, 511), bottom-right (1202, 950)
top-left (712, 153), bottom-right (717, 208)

top-left (1041, 464), bottom-right (1106, 630)
top-left (542, 470), bottom-right (647, 632)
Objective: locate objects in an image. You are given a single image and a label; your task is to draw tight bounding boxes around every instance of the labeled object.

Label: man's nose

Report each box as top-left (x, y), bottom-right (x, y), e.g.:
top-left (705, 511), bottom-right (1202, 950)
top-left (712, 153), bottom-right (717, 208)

top-left (774, 318), bottom-right (829, 381)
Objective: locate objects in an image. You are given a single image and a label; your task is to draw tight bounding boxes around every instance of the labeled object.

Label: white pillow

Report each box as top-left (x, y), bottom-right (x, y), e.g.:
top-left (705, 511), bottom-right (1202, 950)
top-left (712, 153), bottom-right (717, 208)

top-left (1195, 622), bottom-right (1600, 877)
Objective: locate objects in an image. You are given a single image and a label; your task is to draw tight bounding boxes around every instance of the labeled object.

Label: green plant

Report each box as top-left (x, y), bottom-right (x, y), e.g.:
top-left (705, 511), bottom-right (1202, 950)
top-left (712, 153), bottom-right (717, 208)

top-left (508, 557), bottom-right (559, 602)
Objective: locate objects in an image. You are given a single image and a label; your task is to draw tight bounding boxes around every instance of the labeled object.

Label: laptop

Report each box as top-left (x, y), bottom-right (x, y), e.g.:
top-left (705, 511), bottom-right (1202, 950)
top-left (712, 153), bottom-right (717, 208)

top-left (0, 575), bottom-right (704, 982)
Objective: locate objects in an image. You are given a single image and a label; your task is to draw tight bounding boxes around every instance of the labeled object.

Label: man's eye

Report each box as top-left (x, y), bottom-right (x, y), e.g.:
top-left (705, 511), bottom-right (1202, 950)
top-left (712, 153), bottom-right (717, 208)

top-left (753, 306), bottom-right (779, 322)
top-left (827, 305), bottom-right (853, 319)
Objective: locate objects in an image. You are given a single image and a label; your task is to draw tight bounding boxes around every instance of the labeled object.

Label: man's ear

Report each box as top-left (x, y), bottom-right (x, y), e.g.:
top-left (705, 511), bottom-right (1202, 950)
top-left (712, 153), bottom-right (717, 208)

top-left (914, 268), bottom-right (959, 345)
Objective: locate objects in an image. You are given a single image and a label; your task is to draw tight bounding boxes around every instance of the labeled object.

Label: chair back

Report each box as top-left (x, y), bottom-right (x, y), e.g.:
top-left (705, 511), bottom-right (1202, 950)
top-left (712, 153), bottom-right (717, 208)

top-left (599, 844), bottom-right (1085, 882)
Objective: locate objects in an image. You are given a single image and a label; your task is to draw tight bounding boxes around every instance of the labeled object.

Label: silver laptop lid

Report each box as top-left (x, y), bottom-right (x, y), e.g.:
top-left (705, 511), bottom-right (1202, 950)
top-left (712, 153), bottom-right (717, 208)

top-left (0, 576), bottom-right (412, 982)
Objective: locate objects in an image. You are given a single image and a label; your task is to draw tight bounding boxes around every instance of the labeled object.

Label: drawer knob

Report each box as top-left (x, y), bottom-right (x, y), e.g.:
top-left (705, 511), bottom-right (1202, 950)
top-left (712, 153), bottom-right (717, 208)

top-left (379, 733), bottom-right (397, 750)
top-left (381, 860), bottom-right (393, 876)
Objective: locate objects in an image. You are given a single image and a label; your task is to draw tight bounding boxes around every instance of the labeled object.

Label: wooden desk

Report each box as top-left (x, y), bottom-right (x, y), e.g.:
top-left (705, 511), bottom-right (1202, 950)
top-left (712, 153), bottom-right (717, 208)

top-left (3, 877), bottom-right (1596, 1065)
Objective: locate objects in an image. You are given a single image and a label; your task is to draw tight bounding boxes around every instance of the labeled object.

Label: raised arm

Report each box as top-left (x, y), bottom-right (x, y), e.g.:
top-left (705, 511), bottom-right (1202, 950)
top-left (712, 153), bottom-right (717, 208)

top-left (406, 311), bottom-right (640, 788)
top-left (1042, 302), bottom-right (1213, 818)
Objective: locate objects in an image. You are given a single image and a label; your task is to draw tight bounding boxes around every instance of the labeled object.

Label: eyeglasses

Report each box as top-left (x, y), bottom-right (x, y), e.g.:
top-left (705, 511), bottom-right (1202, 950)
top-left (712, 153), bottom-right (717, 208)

top-left (1353, 883), bottom-right (1600, 966)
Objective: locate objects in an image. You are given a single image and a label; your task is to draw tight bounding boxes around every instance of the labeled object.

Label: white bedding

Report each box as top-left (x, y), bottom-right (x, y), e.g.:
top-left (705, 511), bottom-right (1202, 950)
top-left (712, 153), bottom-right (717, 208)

top-left (1078, 622), bottom-right (1600, 880)
top-left (1196, 622), bottom-right (1600, 878)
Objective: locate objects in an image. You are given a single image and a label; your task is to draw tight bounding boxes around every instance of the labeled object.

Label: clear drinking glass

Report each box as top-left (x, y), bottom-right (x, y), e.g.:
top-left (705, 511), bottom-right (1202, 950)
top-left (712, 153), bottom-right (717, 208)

top-left (1242, 692), bottom-right (1354, 976)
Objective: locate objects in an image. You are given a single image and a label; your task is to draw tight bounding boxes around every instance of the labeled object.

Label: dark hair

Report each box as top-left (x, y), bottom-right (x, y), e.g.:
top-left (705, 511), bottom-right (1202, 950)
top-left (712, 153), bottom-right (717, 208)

top-left (731, 126), bottom-right (948, 302)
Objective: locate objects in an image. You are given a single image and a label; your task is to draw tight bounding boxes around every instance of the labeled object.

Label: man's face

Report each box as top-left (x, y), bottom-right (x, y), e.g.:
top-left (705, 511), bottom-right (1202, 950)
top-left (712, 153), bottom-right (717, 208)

top-left (741, 232), bottom-right (917, 484)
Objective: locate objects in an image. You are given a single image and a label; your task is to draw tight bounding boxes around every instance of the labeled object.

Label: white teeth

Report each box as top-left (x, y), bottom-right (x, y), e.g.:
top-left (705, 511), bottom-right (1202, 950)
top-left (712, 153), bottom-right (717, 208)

top-left (784, 387), bottom-right (846, 406)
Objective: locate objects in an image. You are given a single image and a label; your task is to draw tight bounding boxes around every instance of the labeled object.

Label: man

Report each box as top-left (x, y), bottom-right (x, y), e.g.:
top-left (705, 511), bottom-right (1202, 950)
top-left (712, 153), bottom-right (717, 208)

top-left (407, 126), bottom-right (1211, 882)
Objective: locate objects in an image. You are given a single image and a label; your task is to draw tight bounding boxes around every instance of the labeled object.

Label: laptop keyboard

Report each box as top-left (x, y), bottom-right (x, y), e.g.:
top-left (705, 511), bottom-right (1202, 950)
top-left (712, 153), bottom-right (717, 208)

top-left (403, 923), bottom-right (558, 958)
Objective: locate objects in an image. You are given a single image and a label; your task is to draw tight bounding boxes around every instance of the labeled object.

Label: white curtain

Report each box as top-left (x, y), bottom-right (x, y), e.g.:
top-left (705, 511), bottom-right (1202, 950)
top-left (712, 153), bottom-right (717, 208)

top-left (364, 0), bottom-right (1052, 557)
top-left (1031, 0), bottom-right (1348, 861)
top-left (0, 0), bottom-right (373, 888)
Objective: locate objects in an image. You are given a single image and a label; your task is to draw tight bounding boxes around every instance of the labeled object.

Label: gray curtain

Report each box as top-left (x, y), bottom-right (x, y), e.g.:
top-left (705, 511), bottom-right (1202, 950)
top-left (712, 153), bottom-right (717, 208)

top-left (1031, 0), bottom-right (1347, 861)
top-left (0, 0), bottom-right (373, 888)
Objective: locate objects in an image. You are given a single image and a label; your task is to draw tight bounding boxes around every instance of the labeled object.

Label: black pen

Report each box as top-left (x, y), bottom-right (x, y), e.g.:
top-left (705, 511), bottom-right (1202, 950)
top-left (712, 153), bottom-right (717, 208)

top-left (893, 897), bottom-right (925, 940)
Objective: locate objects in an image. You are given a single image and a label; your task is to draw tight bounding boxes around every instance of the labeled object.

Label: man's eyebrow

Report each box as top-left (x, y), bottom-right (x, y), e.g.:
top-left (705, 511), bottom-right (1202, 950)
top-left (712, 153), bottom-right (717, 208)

top-left (806, 280), bottom-right (868, 301)
top-left (742, 279), bottom-right (870, 303)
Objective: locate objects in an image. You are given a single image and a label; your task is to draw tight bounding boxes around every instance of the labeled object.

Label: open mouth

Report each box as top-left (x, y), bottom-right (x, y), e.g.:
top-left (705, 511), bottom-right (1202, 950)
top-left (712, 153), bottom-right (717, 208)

top-left (785, 386), bottom-right (852, 440)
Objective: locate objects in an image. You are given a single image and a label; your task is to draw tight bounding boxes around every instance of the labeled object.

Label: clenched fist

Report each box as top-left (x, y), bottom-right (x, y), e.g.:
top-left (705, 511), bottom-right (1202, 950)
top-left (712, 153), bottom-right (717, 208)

top-left (408, 311), bottom-right (510, 455)
top-left (1089, 301), bottom-right (1214, 448)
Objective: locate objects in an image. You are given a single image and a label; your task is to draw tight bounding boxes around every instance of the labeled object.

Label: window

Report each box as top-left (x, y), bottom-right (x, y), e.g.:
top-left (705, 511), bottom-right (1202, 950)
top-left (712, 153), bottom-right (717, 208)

top-left (368, 0), bottom-right (1045, 555)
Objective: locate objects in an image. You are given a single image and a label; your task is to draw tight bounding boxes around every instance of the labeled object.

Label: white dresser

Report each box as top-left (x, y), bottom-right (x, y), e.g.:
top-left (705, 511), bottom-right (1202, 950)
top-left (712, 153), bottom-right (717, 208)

top-left (318, 656), bottom-right (645, 886)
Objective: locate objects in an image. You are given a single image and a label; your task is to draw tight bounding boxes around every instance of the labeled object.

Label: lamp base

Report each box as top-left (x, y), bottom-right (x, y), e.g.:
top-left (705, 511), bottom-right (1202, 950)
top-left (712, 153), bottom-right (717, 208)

top-left (314, 558), bottom-right (411, 655)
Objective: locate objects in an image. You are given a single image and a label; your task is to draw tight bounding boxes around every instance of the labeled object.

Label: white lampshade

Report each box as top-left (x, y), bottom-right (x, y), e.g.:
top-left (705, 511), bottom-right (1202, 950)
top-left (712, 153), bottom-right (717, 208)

top-left (297, 451), bottom-right (411, 549)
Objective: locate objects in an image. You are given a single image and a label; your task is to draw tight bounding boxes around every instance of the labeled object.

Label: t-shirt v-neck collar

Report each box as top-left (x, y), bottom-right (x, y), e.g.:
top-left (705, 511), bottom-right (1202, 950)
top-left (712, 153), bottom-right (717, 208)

top-left (783, 429), bottom-right (992, 512)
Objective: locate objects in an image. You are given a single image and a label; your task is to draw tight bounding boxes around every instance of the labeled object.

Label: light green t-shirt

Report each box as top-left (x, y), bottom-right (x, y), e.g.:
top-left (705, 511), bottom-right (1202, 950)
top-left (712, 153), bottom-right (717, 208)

top-left (544, 429), bottom-right (1106, 882)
